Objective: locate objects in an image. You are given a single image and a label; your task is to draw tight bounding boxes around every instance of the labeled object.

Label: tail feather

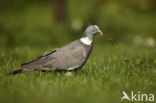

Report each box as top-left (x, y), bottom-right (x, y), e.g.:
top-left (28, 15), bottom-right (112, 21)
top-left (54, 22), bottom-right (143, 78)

top-left (9, 69), bottom-right (22, 75)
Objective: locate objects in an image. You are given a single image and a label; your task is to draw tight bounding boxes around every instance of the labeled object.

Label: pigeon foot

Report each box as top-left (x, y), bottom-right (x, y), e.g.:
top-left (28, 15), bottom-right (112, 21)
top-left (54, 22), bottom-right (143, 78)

top-left (65, 71), bottom-right (73, 77)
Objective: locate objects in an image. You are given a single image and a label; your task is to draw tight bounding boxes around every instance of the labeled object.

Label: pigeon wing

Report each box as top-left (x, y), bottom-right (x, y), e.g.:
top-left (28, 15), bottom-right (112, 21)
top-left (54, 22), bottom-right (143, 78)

top-left (21, 49), bottom-right (58, 70)
top-left (51, 40), bottom-right (87, 70)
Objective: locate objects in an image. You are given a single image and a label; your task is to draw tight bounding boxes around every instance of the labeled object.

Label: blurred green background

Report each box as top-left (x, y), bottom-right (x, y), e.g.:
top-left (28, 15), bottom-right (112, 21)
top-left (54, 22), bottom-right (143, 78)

top-left (0, 1), bottom-right (156, 103)
top-left (0, 0), bottom-right (156, 48)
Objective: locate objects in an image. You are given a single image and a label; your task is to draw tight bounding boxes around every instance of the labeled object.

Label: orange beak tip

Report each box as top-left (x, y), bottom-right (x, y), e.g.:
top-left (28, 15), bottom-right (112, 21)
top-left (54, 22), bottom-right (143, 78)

top-left (99, 31), bottom-right (103, 36)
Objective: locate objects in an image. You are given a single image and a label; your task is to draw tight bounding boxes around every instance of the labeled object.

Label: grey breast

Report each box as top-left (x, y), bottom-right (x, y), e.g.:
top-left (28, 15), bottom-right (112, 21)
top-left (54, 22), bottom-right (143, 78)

top-left (21, 40), bottom-right (90, 70)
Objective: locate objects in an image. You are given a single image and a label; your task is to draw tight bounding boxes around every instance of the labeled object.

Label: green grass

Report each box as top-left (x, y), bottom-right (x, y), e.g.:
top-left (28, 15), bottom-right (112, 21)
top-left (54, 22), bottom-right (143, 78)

top-left (0, 43), bottom-right (156, 103)
top-left (0, 0), bottom-right (156, 103)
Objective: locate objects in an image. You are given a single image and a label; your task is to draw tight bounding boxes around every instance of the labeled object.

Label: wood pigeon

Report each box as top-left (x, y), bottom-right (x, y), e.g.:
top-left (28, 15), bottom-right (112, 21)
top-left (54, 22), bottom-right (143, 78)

top-left (9, 25), bottom-right (102, 75)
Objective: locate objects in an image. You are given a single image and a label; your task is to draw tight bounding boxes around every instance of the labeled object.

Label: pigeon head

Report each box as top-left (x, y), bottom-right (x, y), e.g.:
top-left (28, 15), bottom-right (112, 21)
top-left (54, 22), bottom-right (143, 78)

top-left (81, 25), bottom-right (102, 44)
top-left (85, 25), bottom-right (103, 36)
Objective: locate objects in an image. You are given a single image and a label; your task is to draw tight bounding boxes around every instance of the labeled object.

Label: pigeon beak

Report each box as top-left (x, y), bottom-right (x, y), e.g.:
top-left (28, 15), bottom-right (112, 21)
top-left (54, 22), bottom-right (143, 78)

top-left (99, 30), bottom-right (103, 36)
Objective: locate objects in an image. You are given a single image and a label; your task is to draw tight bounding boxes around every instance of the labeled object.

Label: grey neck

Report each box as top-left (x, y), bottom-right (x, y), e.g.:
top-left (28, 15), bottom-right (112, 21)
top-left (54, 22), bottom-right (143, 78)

top-left (83, 32), bottom-right (94, 41)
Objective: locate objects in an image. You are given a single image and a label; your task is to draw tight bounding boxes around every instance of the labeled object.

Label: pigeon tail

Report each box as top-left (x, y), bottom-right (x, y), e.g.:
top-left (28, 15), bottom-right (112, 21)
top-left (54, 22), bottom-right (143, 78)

top-left (9, 69), bottom-right (22, 75)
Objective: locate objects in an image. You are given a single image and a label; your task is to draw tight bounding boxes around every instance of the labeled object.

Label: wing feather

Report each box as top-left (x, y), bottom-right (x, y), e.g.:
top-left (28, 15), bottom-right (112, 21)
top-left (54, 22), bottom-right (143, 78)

top-left (21, 49), bottom-right (58, 69)
top-left (52, 41), bottom-right (86, 70)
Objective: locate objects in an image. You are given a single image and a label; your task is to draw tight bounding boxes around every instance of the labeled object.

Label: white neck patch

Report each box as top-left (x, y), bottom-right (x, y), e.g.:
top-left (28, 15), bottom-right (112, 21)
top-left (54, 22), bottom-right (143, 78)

top-left (80, 37), bottom-right (92, 45)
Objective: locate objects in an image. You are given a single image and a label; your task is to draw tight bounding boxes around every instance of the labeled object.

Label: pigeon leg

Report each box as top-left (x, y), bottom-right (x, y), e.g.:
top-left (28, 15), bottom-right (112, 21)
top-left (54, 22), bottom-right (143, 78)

top-left (74, 69), bottom-right (78, 76)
